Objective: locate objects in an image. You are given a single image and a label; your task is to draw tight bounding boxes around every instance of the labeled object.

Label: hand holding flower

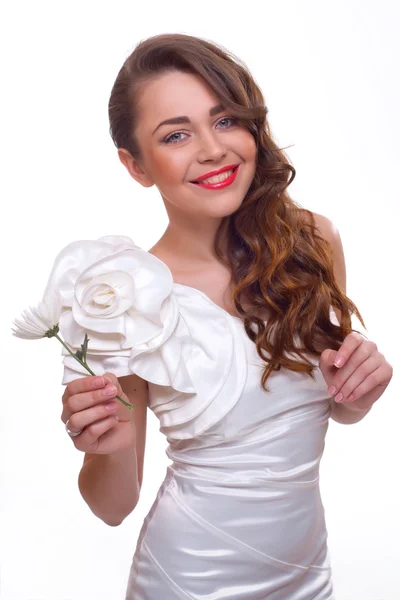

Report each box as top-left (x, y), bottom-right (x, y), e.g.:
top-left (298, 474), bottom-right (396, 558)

top-left (61, 372), bottom-right (138, 454)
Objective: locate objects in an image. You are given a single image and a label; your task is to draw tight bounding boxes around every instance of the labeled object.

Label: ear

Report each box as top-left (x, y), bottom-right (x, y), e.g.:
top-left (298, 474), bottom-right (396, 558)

top-left (117, 148), bottom-right (154, 188)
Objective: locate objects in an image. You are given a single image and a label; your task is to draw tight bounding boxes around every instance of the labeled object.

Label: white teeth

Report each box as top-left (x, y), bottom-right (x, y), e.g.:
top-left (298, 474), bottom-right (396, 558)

top-left (197, 169), bottom-right (234, 185)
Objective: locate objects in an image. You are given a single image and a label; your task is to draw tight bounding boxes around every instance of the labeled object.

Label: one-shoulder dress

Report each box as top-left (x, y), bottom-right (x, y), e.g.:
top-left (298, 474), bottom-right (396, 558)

top-left (52, 235), bottom-right (337, 600)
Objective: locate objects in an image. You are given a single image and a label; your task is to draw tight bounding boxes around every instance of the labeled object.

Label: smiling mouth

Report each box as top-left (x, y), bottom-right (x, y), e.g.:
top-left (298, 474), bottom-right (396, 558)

top-left (191, 165), bottom-right (239, 185)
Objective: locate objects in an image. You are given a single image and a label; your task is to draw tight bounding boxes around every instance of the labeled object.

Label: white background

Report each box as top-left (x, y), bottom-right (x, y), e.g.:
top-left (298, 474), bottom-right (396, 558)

top-left (1, 1), bottom-right (399, 599)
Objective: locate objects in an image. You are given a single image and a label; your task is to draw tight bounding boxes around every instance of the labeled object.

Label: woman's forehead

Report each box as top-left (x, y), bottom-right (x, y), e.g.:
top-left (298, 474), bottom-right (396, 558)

top-left (137, 71), bottom-right (221, 122)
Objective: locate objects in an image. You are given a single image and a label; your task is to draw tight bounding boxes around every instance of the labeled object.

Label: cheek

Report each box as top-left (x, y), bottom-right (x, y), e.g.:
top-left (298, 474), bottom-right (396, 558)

top-left (241, 132), bottom-right (257, 162)
top-left (149, 148), bottom-right (187, 183)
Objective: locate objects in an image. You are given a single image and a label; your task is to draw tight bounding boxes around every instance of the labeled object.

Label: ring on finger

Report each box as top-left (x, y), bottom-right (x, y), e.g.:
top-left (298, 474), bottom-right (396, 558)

top-left (65, 417), bottom-right (84, 437)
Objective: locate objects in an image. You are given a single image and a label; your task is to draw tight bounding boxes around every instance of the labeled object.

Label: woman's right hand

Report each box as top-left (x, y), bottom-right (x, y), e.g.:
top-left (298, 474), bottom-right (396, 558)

top-left (61, 373), bottom-right (136, 455)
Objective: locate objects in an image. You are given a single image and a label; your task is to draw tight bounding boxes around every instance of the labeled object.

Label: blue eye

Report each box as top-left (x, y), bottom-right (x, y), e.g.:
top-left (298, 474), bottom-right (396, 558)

top-left (164, 132), bottom-right (186, 145)
top-left (162, 116), bottom-right (237, 145)
top-left (217, 117), bottom-right (236, 128)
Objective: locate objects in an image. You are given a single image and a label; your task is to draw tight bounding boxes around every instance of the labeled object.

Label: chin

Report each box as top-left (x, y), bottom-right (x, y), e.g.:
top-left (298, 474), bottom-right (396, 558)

top-left (198, 197), bottom-right (244, 218)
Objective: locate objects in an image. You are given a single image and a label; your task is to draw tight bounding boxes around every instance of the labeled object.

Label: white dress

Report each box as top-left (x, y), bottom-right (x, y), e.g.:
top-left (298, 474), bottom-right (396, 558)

top-left (53, 236), bottom-right (337, 600)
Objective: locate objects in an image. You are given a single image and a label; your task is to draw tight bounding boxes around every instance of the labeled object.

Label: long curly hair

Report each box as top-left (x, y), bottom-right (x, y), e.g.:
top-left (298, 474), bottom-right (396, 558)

top-left (108, 33), bottom-right (366, 391)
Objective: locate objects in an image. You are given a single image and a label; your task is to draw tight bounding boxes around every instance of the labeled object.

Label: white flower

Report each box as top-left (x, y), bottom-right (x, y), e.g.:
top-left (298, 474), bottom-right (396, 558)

top-left (12, 297), bottom-right (62, 339)
top-left (42, 235), bottom-right (178, 355)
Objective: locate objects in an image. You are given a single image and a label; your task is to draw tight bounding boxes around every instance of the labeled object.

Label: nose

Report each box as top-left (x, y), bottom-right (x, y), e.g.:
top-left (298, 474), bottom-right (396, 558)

top-left (197, 130), bottom-right (227, 163)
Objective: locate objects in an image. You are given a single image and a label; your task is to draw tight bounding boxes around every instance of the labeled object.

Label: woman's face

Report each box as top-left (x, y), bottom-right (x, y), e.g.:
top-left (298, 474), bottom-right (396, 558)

top-left (119, 70), bottom-right (257, 220)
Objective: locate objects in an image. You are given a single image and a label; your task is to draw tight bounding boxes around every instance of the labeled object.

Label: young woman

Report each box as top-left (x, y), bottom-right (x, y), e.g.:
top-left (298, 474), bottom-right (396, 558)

top-left (58, 33), bottom-right (393, 599)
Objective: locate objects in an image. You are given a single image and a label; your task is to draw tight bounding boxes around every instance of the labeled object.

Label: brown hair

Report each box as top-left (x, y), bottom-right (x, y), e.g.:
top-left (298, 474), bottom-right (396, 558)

top-left (108, 33), bottom-right (366, 391)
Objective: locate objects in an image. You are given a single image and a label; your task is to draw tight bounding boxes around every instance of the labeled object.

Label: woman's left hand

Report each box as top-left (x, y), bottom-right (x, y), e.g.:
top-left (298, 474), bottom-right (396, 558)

top-left (319, 332), bottom-right (393, 411)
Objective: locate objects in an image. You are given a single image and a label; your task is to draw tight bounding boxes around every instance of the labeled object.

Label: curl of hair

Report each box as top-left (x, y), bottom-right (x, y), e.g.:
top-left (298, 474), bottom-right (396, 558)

top-left (108, 33), bottom-right (366, 392)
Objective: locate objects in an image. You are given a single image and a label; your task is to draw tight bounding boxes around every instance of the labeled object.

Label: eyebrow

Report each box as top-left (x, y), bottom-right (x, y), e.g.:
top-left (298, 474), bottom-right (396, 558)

top-left (152, 103), bottom-right (226, 135)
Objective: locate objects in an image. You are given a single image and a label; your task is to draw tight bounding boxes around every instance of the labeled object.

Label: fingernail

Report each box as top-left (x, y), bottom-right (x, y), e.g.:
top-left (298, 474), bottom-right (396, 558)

top-left (105, 385), bottom-right (117, 396)
top-left (93, 377), bottom-right (104, 388)
top-left (106, 401), bottom-right (117, 411)
top-left (335, 392), bottom-right (344, 402)
top-left (328, 386), bottom-right (337, 396)
top-left (335, 357), bottom-right (344, 367)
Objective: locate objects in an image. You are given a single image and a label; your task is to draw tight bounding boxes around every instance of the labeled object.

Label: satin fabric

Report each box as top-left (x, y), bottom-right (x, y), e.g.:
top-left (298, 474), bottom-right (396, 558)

top-left (54, 238), bottom-right (337, 599)
top-left (125, 286), bottom-right (336, 599)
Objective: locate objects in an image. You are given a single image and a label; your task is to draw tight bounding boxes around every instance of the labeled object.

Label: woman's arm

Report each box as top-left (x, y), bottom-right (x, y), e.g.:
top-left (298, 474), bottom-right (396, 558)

top-left (312, 212), bottom-right (371, 425)
top-left (78, 373), bottom-right (148, 526)
top-left (78, 445), bottom-right (141, 526)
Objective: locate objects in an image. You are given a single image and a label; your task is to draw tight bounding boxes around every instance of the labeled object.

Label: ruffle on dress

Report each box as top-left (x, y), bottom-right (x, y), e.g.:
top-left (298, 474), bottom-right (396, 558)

top-left (44, 235), bottom-right (247, 440)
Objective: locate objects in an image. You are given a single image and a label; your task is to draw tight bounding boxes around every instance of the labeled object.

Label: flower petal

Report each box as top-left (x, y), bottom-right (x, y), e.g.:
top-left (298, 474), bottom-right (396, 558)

top-left (11, 299), bottom-right (60, 339)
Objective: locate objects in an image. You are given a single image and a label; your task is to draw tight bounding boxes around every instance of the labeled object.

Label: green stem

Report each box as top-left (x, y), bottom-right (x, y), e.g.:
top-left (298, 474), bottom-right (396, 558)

top-left (54, 333), bottom-right (134, 411)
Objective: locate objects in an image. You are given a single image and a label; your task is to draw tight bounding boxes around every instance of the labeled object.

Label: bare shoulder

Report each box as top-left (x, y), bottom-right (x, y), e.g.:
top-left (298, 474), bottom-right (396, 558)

top-left (301, 209), bottom-right (337, 244)
top-left (305, 210), bottom-right (347, 297)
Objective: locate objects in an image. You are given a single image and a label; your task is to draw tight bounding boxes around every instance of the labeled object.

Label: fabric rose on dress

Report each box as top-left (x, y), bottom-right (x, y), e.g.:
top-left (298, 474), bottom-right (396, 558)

top-left (42, 235), bottom-right (180, 379)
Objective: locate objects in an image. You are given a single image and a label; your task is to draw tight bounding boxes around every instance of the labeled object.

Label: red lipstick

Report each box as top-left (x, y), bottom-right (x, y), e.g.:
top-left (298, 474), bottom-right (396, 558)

top-left (190, 164), bottom-right (240, 190)
top-left (192, 164), bottom-right (239, 182)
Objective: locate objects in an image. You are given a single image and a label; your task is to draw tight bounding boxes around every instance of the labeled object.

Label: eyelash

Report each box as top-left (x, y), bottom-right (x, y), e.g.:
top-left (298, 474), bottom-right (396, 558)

top-left (162, 116), bottom-right (238, 145)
